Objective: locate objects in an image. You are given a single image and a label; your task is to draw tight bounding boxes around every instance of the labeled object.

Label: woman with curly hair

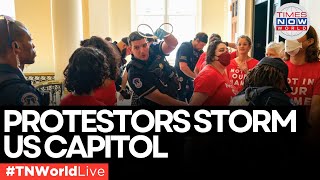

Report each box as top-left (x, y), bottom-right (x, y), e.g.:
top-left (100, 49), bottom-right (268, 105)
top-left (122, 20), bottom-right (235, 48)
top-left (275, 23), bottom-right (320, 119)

top-left (60, 47), bottom-right (109, 106)
top-left (81, 36), bottom-right (121, 106)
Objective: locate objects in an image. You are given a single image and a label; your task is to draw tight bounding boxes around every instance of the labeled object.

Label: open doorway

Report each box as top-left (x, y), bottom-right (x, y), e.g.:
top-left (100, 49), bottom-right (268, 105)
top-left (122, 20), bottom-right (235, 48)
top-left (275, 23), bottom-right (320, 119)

top-left (253, 0), bottom-right (300, 60)
top-left (253, 0), bottom-right (268, 61)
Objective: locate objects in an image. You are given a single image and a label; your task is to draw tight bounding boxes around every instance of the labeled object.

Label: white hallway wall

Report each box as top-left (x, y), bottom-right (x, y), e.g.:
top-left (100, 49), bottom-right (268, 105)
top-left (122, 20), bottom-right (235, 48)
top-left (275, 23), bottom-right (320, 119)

top-left (300, 0), bottom-right (320, 38)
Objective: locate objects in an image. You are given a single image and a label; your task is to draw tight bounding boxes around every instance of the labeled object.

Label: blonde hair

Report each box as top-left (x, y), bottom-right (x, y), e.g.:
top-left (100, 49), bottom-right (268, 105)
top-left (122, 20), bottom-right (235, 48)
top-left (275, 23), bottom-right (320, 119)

top-left (266, 41), bottom-right (285, 57)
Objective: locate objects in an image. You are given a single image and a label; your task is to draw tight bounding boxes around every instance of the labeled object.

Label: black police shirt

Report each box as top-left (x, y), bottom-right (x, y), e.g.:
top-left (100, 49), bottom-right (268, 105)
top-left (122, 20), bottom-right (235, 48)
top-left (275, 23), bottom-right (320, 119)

top-left (0, 64), bottom-right (43, 106)
top-left (127, 41), bottom-right (178, 106)
top-left (174, 41), bottom-right (203, 80)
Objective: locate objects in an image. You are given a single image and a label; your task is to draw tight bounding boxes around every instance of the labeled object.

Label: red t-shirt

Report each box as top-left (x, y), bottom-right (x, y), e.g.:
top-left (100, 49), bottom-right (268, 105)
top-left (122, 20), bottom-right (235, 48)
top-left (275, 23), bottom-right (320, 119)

top-left (94, 80), bottom-right (117, 106)
top-left (286, 60), bottom-right (320, 106)
top-left (60, 94), bottom-right (106, 106)
top-left (227, 58), bottom-right (259, 92)
top-left (194, 65), bottom-right (238, 106)
top-left (195, 52), bottom-right (207, 72)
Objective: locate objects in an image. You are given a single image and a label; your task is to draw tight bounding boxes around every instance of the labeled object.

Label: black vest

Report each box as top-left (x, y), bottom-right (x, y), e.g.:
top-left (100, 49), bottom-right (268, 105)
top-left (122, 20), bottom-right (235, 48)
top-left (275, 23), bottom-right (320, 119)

top-left (128, 54), bottom-right (180, 106)
top-left (0, 73), bottom-right (50, 106)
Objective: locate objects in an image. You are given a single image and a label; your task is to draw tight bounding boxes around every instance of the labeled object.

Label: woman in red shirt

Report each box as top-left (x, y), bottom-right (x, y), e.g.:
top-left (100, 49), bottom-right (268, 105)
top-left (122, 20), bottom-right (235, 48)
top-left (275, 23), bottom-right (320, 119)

top-left (190, 40), bottom-right (237, 106)
top-left (194, 33), bottom-right (237, 76)
top-left (227, 35), bottom-right (259, 92)
top-left (81, 36), bottom-right (121, 106)
top-left (60, 47), bottom-right (109, 106)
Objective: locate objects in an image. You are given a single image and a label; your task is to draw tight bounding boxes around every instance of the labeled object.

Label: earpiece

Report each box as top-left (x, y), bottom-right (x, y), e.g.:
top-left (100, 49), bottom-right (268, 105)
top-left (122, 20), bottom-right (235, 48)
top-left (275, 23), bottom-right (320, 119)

top-left (14, 42), bottom-right (19, 49)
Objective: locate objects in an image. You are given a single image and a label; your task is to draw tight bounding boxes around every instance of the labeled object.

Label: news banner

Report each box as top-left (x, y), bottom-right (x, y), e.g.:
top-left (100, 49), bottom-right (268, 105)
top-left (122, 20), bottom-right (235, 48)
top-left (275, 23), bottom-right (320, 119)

top-left (0, 106), bottom-right (312, 179)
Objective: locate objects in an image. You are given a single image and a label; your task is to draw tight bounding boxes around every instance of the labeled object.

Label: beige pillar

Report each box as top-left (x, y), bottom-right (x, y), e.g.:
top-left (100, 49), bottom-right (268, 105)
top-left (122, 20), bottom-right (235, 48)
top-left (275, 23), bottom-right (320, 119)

top-left (109, 0), bottom-right (131, 41)
top-left (15, 0), bottom-right (54, 73)
top-left (51, 0), bottom-right (83, 81)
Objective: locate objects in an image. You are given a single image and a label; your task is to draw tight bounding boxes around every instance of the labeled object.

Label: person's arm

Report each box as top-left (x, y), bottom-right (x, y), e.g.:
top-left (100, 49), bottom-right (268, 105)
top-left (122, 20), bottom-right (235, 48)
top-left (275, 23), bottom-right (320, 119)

top-left (121, 70), bottom-right (128, 90)
top-left (145, 89), bottom-right (187, 106)
top-left (237, 61), bottom-right (249, 74)
top-left (154, 28), bottom-right (178, 55)
top-left (226, 42), bottom-right (237, 49)
top-left (194, 66), bottom-right (200, 76)
top-left (194, 53), bottom-right (206, 76)
top-left (128, 68), bottom-right (185, 105)
top-left (162, 33), bottom-right (178, 55)
top-left (189, 92), bottom-right (208, 106)
top-left (180, 62), bottom-right (196, 79)
top-left (118, 70), bottom-right (131, 101)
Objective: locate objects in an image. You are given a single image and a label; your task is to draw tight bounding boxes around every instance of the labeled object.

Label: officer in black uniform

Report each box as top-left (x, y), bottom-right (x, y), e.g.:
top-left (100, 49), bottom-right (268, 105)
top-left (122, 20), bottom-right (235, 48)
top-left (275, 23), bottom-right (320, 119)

top-left (124, 30), bottom-right (186, 179)
top-left (174, 32), bottom-right (208, 103)
top-left (126, 30), bottom-right (187, 106)
top-left (0, 15), bottom-right (48, 106)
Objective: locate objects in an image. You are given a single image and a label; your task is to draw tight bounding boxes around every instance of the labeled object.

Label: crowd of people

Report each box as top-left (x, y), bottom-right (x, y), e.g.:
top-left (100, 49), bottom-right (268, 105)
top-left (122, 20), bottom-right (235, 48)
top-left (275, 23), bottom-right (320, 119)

top-left (0, 16), bottom-right (320, 112)
top-left (1, 14), bottom-right (320, 176)
top-left (1, 15), bottom-right (319, 122)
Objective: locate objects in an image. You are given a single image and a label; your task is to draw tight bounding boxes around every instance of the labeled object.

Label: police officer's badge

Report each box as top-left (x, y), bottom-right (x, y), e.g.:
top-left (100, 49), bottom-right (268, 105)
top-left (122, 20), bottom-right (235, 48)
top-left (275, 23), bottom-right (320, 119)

top-left (180, 56), bottom-right (187, 61)
top-left (159, 63), bottom-right (164, 69)
top-left (20, 92), bottom-right (40, 106)
top-left (133, 78), bottom-right (142, 89)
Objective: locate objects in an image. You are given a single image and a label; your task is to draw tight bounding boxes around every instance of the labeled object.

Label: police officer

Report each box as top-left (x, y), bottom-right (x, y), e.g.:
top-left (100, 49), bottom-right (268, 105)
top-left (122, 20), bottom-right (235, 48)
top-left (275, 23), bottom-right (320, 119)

top-left (0, 15), bottom-right (48, 106)
top-left (174, 32), bottom-right (208, 103)
top-left (126, 30), bottom-right (187, 106)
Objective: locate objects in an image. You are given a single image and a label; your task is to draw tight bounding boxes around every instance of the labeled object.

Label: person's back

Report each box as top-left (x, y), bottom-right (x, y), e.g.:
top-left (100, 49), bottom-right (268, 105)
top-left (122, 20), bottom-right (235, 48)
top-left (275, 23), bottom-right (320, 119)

top-left (60, 47), bottom-right (110, 106)
top-left (60, 94), bottom-right (105, 106)
top-left (229, 86), bottom-right (294, 106)
top-left (0, 64), bottom-right (47, 105)
top-left (81, 36), bottom-right (120, 105)
top-left (93, 80), bottom-right (117, 106)
top-left (229, 57), bottom-right (294, 106)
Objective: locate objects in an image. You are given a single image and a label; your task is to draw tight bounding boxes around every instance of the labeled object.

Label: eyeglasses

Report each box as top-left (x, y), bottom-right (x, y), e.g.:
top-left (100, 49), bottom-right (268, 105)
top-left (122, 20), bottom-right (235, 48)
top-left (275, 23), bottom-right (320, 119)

top-left (0, 15), bottom-right (15, 47)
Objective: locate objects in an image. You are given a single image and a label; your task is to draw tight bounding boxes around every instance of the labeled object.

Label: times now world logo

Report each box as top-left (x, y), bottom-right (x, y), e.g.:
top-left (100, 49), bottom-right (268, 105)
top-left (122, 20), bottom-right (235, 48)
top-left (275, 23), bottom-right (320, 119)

top-left (273, 3), bottom-right (310, 40)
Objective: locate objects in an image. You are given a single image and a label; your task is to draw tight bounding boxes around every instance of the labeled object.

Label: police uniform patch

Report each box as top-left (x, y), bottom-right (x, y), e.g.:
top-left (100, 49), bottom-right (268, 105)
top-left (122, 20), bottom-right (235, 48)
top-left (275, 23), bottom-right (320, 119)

top-left (159, 63), bottom-right (164, 69)
top-left (180, 56), bottom-right (187, 60)
top-left (20, 92), bottom-right (40, 106)
top-left (133, 78), bottom-right (142, 89)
